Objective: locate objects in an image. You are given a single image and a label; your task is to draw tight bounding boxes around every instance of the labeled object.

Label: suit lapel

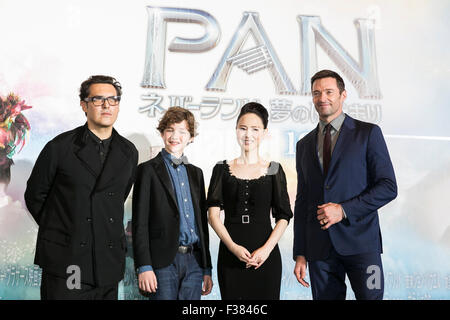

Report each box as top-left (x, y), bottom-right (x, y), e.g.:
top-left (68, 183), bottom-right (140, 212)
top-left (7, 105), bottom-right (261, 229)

top-left (74, 125), bottom-right (102, 178)
top-left (95, 131), bottom-right (129, 191)
top-left (186, 165), bottom-right (199, 209)
top-left (186, 165), bottom-right (203, 234)
top-left (327, 115), bottom-right (355, 177)
top-left (309, 125), bottom-right (323, 177)
top-left (153, 153), bottom-right (179, 212)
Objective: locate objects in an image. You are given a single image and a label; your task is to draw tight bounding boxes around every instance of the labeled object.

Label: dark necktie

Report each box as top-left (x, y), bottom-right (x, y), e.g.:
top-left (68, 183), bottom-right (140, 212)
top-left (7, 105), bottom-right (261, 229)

top-left (323, 124), bottom-right (331, 176)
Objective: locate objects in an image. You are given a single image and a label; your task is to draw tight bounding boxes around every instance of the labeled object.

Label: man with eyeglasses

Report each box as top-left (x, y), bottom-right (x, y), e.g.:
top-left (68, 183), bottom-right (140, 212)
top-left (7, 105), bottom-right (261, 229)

top-left (25, 75), bottom-right (138, 299)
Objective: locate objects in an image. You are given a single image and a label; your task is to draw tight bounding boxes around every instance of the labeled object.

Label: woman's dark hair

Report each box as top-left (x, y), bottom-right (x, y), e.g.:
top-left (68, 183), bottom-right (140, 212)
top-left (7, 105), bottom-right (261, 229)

top-left (236, 102), bottom-right (269, 129)
top-left (79, 75), bottom-right (122, 101)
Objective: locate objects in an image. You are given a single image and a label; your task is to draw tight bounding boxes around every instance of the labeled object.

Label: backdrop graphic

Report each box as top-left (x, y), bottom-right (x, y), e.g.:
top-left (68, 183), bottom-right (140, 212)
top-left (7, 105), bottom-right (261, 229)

top-left (0, 0), bottom-right (449, 300)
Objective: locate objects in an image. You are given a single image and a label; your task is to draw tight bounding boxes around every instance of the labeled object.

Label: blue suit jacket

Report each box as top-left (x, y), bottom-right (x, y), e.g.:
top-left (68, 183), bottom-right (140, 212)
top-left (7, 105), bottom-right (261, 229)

top-left (293, 114), bottom-right (397, 261)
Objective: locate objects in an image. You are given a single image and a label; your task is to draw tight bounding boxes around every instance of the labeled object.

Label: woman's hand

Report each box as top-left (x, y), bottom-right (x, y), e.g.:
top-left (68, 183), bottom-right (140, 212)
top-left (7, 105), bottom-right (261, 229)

top-left (247, 245), bottom-right (272, 269)
top-left (229, 243), bottom-right (255, 264)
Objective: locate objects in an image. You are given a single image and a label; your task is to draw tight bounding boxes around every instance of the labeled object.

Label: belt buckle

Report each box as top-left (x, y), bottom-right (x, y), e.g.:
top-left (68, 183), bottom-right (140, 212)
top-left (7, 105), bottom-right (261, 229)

top-left (242, 215), bottom-right (250, 224)
top-left (178, 245), bottom-right (193, 254)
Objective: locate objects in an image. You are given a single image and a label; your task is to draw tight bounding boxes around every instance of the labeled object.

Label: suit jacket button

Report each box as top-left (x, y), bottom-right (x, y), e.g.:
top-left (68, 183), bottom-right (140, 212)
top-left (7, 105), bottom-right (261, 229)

top-left (80, 241), bottom-right (87, 247)
top-left (86, 217), bottom-right (92, 222)
top-left (108, 242), bottom-right (114, 248)
top-left (325, 185), bottom-right (330, 190)
top-left (109, 218), bottom-right (114, 223)
top-left (108, 192), bottom-right (115, 196)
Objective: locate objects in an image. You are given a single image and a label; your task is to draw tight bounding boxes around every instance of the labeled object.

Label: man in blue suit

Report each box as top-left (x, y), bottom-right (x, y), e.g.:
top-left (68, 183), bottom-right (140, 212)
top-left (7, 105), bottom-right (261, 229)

top-left (293, 70), bottom-right (397, 300)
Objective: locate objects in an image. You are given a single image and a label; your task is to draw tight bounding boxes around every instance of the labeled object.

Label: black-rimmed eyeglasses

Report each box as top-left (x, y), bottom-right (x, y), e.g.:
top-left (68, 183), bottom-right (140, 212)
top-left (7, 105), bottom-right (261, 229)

top-left (84, 96), bottom-right (121, 106)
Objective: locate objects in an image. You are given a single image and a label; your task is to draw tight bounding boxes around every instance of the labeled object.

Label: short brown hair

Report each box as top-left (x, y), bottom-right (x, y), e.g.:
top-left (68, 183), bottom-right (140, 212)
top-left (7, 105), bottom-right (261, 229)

top-left (311, 70), bottom-right (345, 94)
top-left (157, 106), bottom-right (197, 138)
top-left (79, 75), bottom-right (122, 101)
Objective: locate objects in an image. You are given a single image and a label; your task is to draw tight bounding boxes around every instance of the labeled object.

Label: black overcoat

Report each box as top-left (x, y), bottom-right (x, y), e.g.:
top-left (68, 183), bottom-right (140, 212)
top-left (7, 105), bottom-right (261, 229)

top-left (25, 124), bottom-right (138, 286)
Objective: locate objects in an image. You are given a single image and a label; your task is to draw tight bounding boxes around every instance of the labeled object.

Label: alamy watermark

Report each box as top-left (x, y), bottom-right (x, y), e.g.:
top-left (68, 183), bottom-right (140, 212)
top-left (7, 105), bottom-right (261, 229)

top-left (66, 265), bottom-right (81, 290)
top-left (367, 265), bottom-right (381, 290)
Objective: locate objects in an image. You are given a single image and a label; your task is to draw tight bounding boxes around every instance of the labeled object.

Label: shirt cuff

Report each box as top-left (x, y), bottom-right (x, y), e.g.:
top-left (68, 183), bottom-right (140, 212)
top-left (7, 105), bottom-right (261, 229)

top-left (341, 206), bottom-right (347, 219)
top-left (137, 265), bottom-right (153, 274)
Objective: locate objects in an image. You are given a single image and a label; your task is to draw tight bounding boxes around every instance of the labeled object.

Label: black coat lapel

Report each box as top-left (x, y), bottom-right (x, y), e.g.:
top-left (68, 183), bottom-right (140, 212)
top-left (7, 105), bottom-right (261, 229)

top-left (95, 131), bottom-right (129, 191)
top-left (74, 125), bottom-right (102, 178)
top-left (186, 165), bottom-right (203, 233)
top-left (153, 153), bottom-right (179, 212)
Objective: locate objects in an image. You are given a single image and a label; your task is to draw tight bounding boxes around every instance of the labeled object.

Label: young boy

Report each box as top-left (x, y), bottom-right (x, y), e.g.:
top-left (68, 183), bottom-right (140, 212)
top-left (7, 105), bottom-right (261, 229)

top-left (132, 106), bottom-right (213, 300)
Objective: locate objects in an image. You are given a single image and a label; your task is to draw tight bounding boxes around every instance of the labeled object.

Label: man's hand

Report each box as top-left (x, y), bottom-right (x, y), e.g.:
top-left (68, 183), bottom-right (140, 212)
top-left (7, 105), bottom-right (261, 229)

top-left (138, 270), bottom-right (158, 293)
top-left (202, 275), bottom-right (213, 295)
top-left (317, 202), bottom-right (344, 230)
top-left (294, 255), bottom-right (309, 288)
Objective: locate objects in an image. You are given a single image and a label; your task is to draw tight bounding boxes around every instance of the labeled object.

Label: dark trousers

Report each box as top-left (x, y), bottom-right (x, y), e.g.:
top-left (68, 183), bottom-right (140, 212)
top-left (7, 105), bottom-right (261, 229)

top-left (308, 247), bottom-right (384, 300)
top-left (40, 271), bottom-right (118, 300)
top-left (149, 251), bottom-right (203, 300)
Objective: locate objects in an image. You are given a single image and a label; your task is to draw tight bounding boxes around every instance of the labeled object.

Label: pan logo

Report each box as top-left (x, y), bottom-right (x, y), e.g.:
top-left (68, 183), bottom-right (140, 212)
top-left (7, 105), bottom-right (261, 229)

top-left (227, 45), bottom-right (273, 75)
top-left (142, 7), bottom-right (382, 99)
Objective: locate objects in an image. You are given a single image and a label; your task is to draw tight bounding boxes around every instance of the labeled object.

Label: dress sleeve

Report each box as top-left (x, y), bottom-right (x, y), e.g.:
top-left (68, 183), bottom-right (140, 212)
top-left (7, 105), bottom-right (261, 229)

top-left (271, 163), bottom-right (293, 223)
top-left (206, 163), bottom-right (224, 210)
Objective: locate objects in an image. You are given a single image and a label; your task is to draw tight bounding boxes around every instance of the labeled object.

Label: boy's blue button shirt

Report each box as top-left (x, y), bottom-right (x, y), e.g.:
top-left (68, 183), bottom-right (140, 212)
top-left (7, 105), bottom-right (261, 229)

top-left (161, 148), bottom-right (199, 246)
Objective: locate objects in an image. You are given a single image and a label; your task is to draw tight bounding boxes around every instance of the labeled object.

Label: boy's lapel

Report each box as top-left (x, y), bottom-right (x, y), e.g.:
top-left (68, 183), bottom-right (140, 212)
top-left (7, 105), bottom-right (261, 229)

top-left (154, 153), bottom-right (179, 213)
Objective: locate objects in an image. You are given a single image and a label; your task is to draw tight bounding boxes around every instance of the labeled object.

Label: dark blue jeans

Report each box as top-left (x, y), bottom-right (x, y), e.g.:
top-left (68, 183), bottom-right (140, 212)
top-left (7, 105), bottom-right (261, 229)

top-left (149, 251), bottom-right (203, 300)
top-left (308, 247), bottom-right (384, 300)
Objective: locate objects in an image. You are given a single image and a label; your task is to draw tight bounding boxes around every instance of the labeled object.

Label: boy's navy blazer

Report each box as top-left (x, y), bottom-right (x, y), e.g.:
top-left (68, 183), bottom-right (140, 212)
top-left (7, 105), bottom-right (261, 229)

top-left (132, 152), bottom-right (212, 271)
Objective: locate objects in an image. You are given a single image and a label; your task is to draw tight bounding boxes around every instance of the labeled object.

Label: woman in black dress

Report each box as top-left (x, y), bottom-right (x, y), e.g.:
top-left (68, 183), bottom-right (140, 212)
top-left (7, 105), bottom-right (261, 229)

top-left (207, 102), bottom-right (293, 300)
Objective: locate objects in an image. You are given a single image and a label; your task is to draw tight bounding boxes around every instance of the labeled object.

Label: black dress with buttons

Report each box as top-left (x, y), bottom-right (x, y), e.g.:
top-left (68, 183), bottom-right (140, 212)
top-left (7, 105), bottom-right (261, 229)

top-left (207, 160), bottom-right (293, 300)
